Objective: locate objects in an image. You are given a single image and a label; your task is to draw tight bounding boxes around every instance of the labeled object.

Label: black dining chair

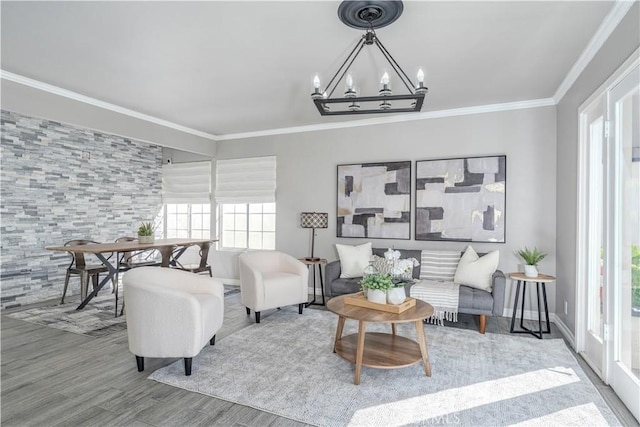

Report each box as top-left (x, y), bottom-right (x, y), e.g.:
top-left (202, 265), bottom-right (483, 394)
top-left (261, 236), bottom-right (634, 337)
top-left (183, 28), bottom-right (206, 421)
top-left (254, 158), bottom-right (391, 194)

top-left (115, 236), bottom-right (159, 271)
top-left (61, 240), bottom-right (109, 304)
top-left (173, 243), bottom-right (212, 277)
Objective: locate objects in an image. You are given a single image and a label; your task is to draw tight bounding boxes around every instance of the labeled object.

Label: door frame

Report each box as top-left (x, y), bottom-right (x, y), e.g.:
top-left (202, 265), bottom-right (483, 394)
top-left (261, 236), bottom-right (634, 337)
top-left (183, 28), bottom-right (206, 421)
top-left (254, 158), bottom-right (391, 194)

top-left (605, 64), bottom-right (640, 419)
top-left (575, 48), bottom-right (639, 380)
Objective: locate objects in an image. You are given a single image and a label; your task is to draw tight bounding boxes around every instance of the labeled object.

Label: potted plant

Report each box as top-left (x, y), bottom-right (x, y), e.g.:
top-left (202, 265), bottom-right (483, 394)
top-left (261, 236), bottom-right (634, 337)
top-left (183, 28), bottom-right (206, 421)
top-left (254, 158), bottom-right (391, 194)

top-left (518, 246), bottom-right (547, 278)
top-left (137, 222), bottom-right (155, 244)
top-left (387, 279), bottom-right (409, 305)
top-left (360, 273), bottom-right (394, 304)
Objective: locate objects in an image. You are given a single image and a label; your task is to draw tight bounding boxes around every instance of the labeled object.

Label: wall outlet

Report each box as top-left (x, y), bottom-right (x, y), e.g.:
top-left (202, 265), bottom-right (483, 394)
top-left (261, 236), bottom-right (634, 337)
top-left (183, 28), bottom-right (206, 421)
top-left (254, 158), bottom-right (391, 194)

top-left (81, 151), bottom-right (90, 161)
top-left (564, 301), bottom-right (568, 315)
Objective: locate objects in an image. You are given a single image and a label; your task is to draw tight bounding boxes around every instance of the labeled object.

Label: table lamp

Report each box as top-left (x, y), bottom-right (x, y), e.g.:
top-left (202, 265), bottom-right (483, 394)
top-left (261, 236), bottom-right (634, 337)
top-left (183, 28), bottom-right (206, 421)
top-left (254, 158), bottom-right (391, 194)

top-left (300, 212), bottom-right (328, 261)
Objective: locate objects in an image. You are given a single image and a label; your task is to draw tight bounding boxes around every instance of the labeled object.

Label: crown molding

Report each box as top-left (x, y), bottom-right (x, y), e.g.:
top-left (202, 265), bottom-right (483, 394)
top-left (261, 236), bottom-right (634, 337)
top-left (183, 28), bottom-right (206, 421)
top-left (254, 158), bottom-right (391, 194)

top-left (553, 0), bottom-right (636, 103)
top-left (2, 69), bottom-right (556, 142)
top-left (217, 98), bottom-right (556, 141)
top-left (0, 70), bottom-right (220, 141)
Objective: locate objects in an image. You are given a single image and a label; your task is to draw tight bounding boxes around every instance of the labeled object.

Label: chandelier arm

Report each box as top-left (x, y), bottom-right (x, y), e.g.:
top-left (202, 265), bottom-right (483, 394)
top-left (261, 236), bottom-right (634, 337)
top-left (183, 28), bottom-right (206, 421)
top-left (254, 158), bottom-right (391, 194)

top-left (374, 38), bottom-right (415, 94)
top-left (327, 42), bottom-right (366, 99)
top-left (324, 36), bottom-right (366, 98)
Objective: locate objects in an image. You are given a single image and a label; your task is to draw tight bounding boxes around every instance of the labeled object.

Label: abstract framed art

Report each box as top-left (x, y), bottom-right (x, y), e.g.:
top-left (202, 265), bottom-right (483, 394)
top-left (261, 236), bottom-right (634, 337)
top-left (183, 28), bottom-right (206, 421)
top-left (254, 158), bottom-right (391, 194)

top-left (415, 155), bottom-right (506, 242)
top-left (337, 161), bottom-right (411, 239)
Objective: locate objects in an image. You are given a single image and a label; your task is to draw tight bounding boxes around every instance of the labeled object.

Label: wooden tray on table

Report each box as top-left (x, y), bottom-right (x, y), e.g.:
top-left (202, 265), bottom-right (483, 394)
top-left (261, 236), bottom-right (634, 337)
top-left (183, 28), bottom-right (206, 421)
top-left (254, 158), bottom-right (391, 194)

top-left (344, 292), bottom-right (416, 314)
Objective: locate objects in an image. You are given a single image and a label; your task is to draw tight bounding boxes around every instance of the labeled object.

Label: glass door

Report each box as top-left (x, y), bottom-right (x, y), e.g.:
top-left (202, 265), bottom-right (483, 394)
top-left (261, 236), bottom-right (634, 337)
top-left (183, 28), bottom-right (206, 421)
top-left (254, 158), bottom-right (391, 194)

top-left (605, 66), bottom-right (640, 420)
top-left (580, 98), bottom-right (606, 376)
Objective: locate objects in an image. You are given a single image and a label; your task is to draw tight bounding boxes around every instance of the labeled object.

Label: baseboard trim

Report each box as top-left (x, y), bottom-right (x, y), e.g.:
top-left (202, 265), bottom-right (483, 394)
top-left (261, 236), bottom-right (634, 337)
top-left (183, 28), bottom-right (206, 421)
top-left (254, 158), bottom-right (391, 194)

top-left (553, 316), bottom-right (576, 350)
top-left (502, 308), bottom-right (557, 324)
top-left (308, 286), bottom-right (325, 297)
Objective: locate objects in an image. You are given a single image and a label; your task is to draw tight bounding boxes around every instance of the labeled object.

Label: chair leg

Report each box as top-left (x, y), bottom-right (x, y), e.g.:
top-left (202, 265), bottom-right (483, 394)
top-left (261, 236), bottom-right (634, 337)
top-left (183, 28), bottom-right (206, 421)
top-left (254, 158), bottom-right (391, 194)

top-left (246, 307), bottom-right (250, 315)
top-left (80, 272), bottom-right (89, 301)
top-left (479, 315), bottom-right (487, 334)
top-left (210, 335), bottom-right (216, 345)
top-left (255, 311), bottom-right (261, 323)
top-left (208, 267), bottom-right (212, 277)
top-left (136, 356), bottom-right (144, 372)
top-left (299, 303), bottom-right (304, 314)
top-left (61, 271), bottom-right (71, 304)
top-left (184, 358), bottom-right (192, 376)
top-left (93, 273), bottom-right (99, 295)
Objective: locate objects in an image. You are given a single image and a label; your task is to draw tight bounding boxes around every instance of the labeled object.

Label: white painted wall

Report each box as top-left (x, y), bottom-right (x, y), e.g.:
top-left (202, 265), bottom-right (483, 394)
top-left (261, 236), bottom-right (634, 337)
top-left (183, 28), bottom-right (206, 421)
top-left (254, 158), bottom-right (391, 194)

top-left (216, 106), bottom-right (557, 315)
top-left (556, 3), bottom-right (640, 336)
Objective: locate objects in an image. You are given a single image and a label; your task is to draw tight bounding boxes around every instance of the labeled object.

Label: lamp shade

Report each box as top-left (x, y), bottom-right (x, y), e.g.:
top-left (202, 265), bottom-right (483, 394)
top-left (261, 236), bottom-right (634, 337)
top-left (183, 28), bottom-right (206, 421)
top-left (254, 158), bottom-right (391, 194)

top-left (300, 212), bottom-right (328, 229)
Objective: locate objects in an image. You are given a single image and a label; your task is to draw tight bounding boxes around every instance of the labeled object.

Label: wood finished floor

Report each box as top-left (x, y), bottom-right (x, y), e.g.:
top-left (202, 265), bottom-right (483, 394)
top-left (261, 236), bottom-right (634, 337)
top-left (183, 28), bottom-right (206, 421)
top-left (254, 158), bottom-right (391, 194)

top-left (2, 292), bottom-right (638, 427)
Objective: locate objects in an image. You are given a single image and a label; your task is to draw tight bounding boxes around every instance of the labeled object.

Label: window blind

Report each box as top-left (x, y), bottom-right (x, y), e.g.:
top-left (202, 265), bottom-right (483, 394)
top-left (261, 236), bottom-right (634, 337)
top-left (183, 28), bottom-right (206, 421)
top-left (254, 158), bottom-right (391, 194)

top-left (162, 161), bottom-right (212, 204)
top-left (215, 156), bottom-right (276, 204)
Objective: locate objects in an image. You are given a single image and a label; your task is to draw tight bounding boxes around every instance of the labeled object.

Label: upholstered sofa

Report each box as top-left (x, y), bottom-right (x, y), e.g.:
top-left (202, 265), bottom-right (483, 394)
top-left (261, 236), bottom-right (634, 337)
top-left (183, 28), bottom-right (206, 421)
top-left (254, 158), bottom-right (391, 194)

top-left (325, 248), bottom-right (506, 333)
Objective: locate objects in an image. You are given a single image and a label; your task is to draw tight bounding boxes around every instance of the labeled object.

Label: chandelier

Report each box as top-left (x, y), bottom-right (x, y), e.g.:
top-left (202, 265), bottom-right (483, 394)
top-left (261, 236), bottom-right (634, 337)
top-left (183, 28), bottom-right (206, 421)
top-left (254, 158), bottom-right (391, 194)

top-left (311, 0), bottom-right (427, 116)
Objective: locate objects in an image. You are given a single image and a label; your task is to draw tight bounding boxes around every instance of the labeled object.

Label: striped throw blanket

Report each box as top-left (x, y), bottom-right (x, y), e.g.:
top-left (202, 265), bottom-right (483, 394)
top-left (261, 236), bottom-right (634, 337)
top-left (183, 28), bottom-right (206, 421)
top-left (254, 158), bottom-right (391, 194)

top-left (410, 279), bottom-right (460, 325)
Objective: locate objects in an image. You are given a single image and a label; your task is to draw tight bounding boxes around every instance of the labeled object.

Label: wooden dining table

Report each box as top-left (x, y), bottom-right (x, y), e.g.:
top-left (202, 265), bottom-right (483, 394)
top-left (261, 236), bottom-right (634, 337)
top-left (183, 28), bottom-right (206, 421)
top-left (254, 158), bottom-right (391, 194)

top-left (46, 238), bottom-right (217, 310)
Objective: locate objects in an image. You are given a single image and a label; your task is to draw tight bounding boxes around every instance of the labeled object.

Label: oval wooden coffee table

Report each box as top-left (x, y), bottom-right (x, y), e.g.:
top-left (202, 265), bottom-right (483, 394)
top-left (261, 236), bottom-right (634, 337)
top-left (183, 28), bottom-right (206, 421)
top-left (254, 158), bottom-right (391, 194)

top-left (327, 293), bottom-right (434, 385)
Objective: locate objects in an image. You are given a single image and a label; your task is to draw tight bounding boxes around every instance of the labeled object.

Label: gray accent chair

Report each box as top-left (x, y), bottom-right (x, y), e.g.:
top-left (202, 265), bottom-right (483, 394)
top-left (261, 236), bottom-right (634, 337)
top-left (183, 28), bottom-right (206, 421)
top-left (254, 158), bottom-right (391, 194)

top-left (325, 248), bottom-right (506, 334)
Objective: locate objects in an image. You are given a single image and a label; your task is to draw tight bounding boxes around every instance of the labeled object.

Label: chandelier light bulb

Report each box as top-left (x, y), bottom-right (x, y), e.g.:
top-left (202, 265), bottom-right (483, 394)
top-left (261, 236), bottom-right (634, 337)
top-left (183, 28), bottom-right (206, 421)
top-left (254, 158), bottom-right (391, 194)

top-left (346, 74), bottom-right (354, 89)
top-left (344, 74), bottom-right (357, 98)
top-left (379, 71), bottom-right (392, 96)
top-left (415, 68), bottom-right (427, 94)
top-left (311, 75), bottom-right (324, 99)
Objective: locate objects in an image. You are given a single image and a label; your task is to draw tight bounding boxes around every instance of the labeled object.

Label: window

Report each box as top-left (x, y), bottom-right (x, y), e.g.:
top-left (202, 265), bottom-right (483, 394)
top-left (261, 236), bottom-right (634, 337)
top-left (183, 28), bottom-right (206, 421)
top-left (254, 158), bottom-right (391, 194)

top-left (165, 203), bottom-right (211, 239)
top-left (162, 160), bottom-right (212, 240)
top-left (219, 202), bottom-right (275, 249)
top-left (215, 156), bottom-right (277, 250)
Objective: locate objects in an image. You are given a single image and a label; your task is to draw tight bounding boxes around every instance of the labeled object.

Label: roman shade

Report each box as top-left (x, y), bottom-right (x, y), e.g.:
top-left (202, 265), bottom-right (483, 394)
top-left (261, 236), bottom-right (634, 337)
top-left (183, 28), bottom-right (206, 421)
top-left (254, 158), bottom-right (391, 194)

top-left (215, 156), bottom-right (276, 204)
top-left (162, 161), bottom-right (212, 204)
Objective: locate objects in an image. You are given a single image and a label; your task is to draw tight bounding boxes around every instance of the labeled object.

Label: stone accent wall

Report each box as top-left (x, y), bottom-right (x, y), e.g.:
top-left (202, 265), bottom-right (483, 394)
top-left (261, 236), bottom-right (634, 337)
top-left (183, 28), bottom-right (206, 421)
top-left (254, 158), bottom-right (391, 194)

top-left (0, 110), bottom-right (163, 309)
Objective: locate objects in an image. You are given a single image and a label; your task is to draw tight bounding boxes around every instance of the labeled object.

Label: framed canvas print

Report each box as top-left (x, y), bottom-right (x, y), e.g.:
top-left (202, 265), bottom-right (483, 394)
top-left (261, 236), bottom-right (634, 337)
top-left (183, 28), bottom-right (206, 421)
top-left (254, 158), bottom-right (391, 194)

top-left (415, 155), bottom-right (506, 242)
top-left (337, 161), bottom-right (411, 239)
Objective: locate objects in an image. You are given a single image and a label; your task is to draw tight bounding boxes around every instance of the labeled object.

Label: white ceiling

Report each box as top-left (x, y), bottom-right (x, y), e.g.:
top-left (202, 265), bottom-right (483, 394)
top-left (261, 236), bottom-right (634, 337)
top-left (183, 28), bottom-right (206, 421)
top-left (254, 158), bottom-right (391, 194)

top-left (0, 1), bottom-right (616, 138)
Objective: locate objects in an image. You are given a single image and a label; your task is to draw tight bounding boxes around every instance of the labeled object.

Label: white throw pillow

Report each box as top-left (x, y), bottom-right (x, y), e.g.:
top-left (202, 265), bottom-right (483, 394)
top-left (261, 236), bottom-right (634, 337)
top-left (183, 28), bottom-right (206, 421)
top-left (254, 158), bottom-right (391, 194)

top-left (453, 246), bottom-right (499, 292)
top-left (336, 243), bottom-right (373, 278)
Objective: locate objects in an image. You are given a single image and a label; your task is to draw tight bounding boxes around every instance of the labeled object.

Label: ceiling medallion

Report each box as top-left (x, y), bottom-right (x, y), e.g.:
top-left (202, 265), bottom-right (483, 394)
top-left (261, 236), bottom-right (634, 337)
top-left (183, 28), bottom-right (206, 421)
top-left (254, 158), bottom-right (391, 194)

top-left (311, 0), bottom-right (426, 116)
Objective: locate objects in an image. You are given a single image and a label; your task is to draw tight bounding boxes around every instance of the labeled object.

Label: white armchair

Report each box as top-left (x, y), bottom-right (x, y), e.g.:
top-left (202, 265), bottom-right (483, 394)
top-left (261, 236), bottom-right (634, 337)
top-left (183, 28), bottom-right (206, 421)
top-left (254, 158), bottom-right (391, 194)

top-left (123, 267), bottom-right (224, 376)
top-left (238, 251), bottom-right (309, 323)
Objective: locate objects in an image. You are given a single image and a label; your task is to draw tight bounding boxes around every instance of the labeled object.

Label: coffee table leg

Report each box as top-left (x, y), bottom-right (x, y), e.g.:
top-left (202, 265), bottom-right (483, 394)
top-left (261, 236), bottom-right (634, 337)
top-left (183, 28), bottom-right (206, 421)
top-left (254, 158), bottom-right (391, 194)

top-left (414, 320), bottom-right (432, 377)
top-left (354, 320), bottom-right (367, 385)
top-left (333, 316), bottom-right (346, 353)
top-left (391, 323), bottom-right (397, 335)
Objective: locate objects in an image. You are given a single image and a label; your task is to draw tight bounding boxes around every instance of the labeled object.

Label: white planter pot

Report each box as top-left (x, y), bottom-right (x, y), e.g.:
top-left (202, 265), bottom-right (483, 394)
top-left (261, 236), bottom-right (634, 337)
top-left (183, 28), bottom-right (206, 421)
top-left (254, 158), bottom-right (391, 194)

top-left (138, 235), bottom-right (154, 244)
top-left (366, 289), bottom-right (387, 304)
top-left (387, 287), bottom-right (407, 305)
top-left (524, 265), bottom-right (538, 278)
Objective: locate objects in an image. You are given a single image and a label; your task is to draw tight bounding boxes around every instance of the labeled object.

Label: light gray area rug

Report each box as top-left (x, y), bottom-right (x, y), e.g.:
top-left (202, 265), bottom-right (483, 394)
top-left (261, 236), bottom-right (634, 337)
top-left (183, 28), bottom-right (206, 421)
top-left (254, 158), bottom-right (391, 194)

top-left (6, 285), bottom-right (240, 337)
top-left (149, 308), bottom-right (620, 427)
